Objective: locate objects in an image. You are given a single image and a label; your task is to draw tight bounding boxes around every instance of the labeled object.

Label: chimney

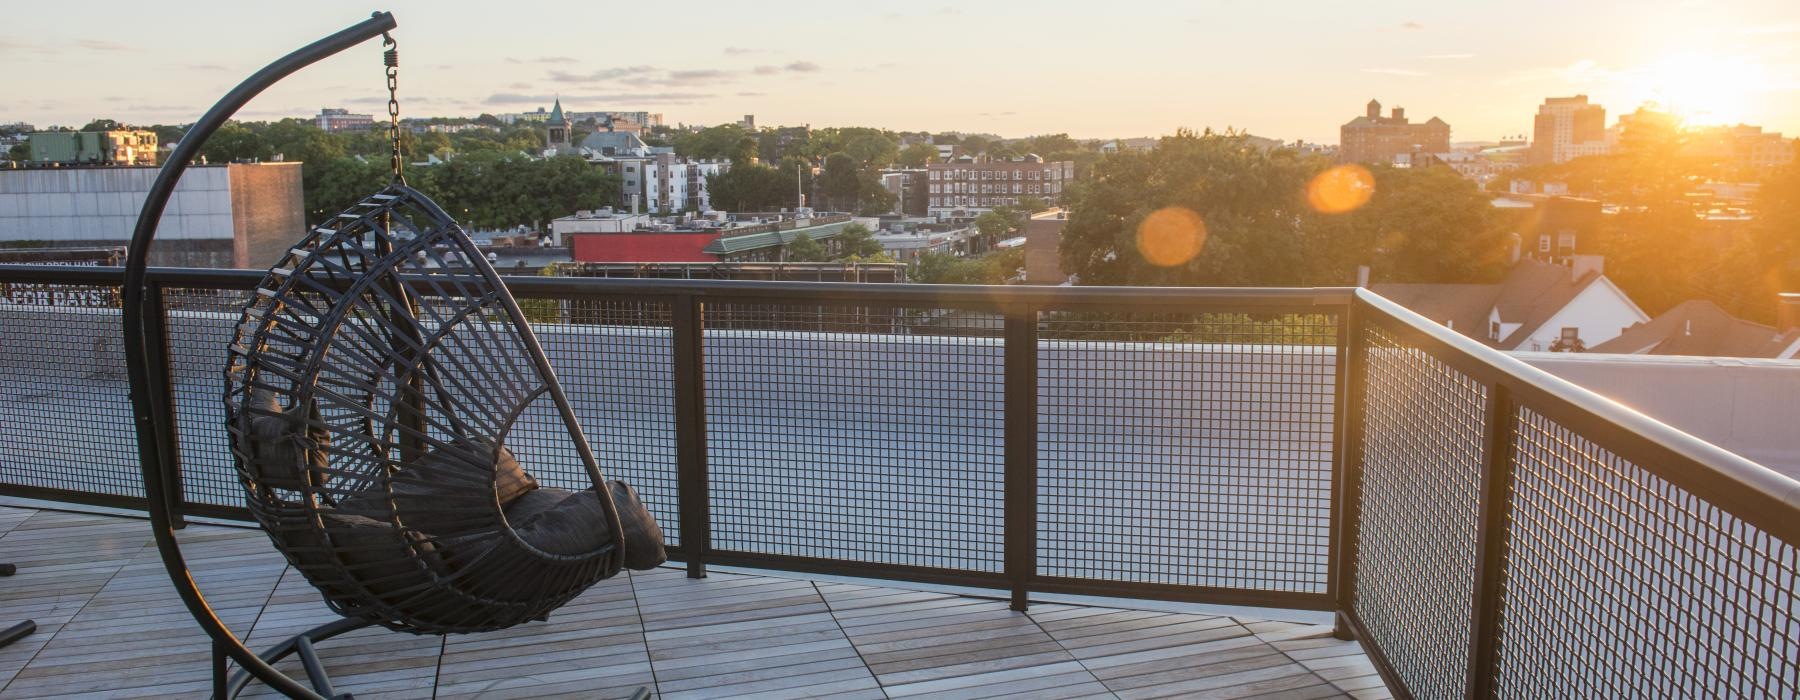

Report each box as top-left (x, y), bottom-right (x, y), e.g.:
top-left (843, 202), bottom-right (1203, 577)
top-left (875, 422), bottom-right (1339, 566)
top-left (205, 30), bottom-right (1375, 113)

top-left (629, 194), bottom-right (640, 215)
top-left (1355, 265), bottom-right (1370, 288)
top-left (1391, 106), bottom-right (1406, 121)
top-left (1507, 232), bottom-right (1522, 264)
top-left (1569, 254), bottom-right (1604, 282)
top-left (1779, 293), bottom-right (1800, 332)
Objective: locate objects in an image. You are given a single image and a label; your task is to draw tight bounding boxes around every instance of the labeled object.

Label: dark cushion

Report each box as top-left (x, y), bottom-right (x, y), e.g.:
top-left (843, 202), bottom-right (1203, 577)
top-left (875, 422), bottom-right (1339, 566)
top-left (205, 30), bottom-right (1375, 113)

top-left (337, 437), bottom-right (537, 536)
top-left (284, 512), bottom-right (446, 602)
top-left (239, 388), bottom-right (330, 490)
top-left (507, 481), bottom-right (666, 570)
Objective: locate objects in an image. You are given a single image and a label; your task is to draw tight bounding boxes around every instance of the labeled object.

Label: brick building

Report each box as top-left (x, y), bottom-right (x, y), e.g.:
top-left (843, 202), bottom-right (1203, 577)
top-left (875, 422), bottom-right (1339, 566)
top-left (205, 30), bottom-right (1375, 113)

top-left (924, 154), bottom-right (1074, 221)
top-left (1339, 99), bottom-right (1449, 164)
top-left (1531, 96), bottom-right (1609, 165)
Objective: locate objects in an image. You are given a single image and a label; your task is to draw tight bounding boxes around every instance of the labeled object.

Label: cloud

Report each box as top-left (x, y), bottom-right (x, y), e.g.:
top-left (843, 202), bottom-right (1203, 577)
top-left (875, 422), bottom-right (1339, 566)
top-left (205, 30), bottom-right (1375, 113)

top-left (74, 39), bottom-right (133, 51)
top-left (184, 63), bottom-right (229, 71)
top-left (752, 62), bottom-right (820, 75)
top-left (508, 82), bottom-right (532, 89)
top-left (1361, 67), bottom-right (1428, 77)
top-left (723, 46), bottom-right (761, 56)
top-left (737, 91), bottom-right (766, 97)
top-left (1423, 53), bottom-right (1475, 60)
top-left (1500, 59), bottom-right (1618, 85)
top-left (662, 69), bottom-right (733, 85)
top-left (1400, 21), bottom-right (1424, 30)
top-left (484, 92), bottom-right (711, 106)
top-left (549, 66), bottom-right (653, 83)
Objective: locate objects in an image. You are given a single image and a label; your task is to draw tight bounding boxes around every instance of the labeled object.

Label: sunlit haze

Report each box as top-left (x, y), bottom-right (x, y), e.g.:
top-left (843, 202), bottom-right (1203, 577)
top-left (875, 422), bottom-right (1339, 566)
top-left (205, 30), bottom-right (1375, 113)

top-left (5, 0), bottom-right (1800, 140)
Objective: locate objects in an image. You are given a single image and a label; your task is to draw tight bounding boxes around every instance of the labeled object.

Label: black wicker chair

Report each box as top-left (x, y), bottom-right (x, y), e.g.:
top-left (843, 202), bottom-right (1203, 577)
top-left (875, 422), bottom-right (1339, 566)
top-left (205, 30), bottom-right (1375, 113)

top-left (221, 183), bottom-right (665, 690)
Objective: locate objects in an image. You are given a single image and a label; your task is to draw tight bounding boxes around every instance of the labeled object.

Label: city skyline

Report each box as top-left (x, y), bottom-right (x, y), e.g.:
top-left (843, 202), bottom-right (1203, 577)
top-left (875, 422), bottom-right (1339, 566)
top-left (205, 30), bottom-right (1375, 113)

top-left (5, 0), bottom-right (1800, 142)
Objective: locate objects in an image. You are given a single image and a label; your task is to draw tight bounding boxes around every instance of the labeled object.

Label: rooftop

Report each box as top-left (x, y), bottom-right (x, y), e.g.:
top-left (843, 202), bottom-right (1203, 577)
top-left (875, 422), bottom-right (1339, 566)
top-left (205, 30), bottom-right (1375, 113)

top-left (0, 506), bottom-right (1382, 699)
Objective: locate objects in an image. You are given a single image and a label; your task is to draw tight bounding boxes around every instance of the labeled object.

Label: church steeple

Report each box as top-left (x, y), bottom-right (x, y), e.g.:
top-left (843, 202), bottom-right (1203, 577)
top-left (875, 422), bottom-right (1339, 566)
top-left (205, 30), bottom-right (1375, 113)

top-left (546, 97), bottom-right (571, 154)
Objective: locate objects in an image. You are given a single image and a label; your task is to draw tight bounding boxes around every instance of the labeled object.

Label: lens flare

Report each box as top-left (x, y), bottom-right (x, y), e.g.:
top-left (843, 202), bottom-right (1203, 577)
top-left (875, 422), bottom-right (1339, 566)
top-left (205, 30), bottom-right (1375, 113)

top-left (1308, 165), bottom-right (1375, 214)
top-left (1135, 206), bottom-right (1207, 267)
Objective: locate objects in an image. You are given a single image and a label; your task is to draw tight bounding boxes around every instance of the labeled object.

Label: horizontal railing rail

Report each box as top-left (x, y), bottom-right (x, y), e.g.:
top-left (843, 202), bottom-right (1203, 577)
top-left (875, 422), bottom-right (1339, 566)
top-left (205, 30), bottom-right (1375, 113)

top-left (0, 264), bottom-right (1794, 698)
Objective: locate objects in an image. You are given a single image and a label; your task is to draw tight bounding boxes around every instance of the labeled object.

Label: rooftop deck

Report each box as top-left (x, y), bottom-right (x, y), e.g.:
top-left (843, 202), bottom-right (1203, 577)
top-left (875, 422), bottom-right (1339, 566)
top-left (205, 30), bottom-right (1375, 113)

top-left (0, 505), bottom-right (1386, 699)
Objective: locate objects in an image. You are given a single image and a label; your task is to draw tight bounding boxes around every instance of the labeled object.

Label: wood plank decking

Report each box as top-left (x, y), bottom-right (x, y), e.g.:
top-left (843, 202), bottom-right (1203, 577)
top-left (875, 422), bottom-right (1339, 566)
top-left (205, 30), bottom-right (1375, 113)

top-left (0, 506), bottom-right (1388, 699)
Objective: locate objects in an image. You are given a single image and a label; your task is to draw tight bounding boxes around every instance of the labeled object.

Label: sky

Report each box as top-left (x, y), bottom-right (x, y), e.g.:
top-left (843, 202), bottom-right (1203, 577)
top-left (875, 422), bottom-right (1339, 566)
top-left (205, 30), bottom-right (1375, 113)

top-left (5, 0), bottom-right (1800, 143)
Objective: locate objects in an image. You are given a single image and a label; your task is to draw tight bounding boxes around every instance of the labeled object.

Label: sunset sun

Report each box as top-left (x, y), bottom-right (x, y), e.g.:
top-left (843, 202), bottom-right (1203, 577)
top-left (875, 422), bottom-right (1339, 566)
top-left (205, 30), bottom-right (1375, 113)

top-left (1630, 54), bottom-right (1769, 126)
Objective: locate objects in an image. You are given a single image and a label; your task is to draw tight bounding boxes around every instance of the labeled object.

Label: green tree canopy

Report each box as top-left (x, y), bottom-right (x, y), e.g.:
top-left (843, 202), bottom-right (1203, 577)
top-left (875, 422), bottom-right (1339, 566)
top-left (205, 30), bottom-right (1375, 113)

top-left (708, 164), bottom-right (794, 212)
top-left (785, 233), bottom-right (827, 262)
top-left (899, 143), bottom-right (937, 167)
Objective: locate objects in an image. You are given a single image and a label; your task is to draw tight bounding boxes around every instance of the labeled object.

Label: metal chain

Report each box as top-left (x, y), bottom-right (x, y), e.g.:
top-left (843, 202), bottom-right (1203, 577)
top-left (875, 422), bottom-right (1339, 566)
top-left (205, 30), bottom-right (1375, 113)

top-left (383, 33), bottom-right (404, 185)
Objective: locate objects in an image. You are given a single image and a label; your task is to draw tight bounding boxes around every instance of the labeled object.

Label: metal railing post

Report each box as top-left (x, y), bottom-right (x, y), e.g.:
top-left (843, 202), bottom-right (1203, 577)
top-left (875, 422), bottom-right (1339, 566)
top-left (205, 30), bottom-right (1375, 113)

top-left (672, 294), bottom-right (710, 578)
top-left (141, 281), bottom-right (186, 530)
top-left (1465, 384), bottom-right (1516, 698)
top-left (1003, 304), bottom-right (1038, 611)
top-left (1331, 300), bottom-right (1366, 639)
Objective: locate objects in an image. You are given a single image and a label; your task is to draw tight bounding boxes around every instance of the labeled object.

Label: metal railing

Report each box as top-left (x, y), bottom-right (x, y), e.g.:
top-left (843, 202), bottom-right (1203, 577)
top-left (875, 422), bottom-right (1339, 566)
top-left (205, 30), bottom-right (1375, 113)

top-left (0, 264), bottom-right (1794, 698)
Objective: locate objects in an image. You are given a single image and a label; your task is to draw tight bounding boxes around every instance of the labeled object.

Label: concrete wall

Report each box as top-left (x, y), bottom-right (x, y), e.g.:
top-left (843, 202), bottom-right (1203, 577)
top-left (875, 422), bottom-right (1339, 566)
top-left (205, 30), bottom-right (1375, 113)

top-left (1520, 351), bottom-right (1800, 480)
top-left (227, 163), bottom-right (305, 270)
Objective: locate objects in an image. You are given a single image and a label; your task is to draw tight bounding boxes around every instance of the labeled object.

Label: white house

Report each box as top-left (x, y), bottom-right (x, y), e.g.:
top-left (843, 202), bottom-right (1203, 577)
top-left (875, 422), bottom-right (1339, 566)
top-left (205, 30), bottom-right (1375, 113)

top-left (1371, 256), bottom-right (1648, 352)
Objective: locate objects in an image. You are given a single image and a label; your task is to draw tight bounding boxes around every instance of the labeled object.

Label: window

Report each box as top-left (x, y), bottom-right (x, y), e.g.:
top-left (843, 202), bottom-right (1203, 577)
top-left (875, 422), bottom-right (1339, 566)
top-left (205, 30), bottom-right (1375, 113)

top-left (1560, 327), bottom-right (1579, 341)
top-left (1538, 235), bottom-right (1551, 252)
top-left (1490, 321), bottom-right (1501, 340)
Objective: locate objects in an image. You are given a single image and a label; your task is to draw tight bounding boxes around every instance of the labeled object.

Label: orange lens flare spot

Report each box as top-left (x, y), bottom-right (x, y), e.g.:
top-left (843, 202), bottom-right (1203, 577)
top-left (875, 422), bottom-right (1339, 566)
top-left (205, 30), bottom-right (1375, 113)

top-left (1308, 164), bottom-right (1376, 214)
top-left (1135, 206), bottom-right (1207, 267)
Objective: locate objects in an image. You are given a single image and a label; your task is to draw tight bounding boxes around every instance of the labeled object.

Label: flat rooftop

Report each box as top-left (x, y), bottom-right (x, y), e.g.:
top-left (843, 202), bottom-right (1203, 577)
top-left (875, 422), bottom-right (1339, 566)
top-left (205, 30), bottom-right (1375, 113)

top-left (0, 505), bottom-right (1387, 699)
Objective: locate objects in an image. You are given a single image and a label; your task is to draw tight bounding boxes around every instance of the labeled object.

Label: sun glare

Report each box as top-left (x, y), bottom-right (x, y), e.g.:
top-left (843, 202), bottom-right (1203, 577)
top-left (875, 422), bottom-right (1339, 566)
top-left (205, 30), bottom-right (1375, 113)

top-left (1630, 54), bottom-right (1768, 126)
top-left (1135, 207), bottom-right (1207, 267)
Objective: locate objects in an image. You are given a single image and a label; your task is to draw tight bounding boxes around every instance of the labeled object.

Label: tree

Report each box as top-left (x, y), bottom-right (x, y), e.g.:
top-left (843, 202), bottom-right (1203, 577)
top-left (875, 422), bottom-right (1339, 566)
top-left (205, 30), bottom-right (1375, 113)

top-left (835, 224), bottom-right (884, 259)
top-left (708, 164), bottom-right (792, 212)
top-left (819, 152), bottom-right (862, 211)
top-left (6, 143), bottom-right (27, 162)
top-left (785, 233), bottom-right (827, 262)
top-left (1060, 128), bottom-right (1507, 288)
top-left (903, 174), bottom-right (930, 216)
top-left (264, 118), bottom-right (344, 166)
top-left (81, 119), bottom-right (123, 132)
top-left (844, 132), bottom-right (899, 168)
top-left (201, 121), bottom-right (274, 163)
top-left (899, 143), bottom-right (937, 167)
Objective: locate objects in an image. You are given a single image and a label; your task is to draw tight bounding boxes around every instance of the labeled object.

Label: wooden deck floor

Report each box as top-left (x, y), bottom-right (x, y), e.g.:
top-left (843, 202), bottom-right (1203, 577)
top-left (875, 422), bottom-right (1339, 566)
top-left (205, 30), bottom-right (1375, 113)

top-left (0, 506), bottom-right (1388, 699)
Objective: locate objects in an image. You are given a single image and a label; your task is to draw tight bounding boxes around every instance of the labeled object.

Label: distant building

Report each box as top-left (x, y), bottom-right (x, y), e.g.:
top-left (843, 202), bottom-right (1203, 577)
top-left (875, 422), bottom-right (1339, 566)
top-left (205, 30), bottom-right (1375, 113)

top-left (1488, 194), bottom-right (1601, 265)
top-left (314, 108), bottom-right (374, 133)
top-left (1023, 211), bottom-right (1070, 284)
top-left (1685, 125), bottom-right (1797, 173)
top-left (924, 155), bottom-right (1074, 222)
top-left (0, 163), bottom-right (304, 268)
top-left (1370, 257), bottom-right (1648, 352)
top-left (544, 99), bottom-right (575, 156)
top-left (879, 169), bottom-right (925, 216)
top-left (1339, 99), bottom-right (1450, 164)
top-left (546, 207), bottom-right (653, 246)
top-left (1591, 297), bottom-right (1800, 359)
top-left (739, 115), bottom-right (756, 130)
top-left (1531, 96), bottom-right (1610, 165)
top-left (26, 130), bottom-right (159, 166)
top-left (563, 211), bottom-right (862, 264)
top-left (645, 152), bottom-right (727, 213)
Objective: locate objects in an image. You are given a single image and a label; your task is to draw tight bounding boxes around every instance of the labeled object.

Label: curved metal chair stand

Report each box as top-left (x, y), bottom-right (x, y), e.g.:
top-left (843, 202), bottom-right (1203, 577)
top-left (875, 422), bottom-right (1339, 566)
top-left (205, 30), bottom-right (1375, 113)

top-left (124, 13), bottom-right (660, 699)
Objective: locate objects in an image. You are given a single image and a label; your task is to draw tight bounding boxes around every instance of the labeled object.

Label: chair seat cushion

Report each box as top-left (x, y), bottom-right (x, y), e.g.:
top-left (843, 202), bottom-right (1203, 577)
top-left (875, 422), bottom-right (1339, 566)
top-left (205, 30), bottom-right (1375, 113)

top-left (506, 481), bottom-right (666, 569)
top-left (336, 437), bottom-right (538, 536)
top-left (284, 512), bottom-right (446, 603)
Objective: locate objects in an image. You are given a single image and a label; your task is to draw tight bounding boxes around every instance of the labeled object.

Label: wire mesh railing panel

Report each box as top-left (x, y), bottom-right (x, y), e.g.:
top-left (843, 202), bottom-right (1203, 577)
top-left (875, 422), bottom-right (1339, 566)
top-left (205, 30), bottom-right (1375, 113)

top-left (1497, 407), bottom-right (1800, 698)
top-left (165, 287), bottom-right (255, 509)
top-left (1351, 323), bottom-right (1486, 700)
top-left (0, 283), bottom-right (140, 498)
top-left (702, 303), bottom-right (1005, 572)
top-left (1035, 311), bottom-right (1339, 593)
top-left (518, 295), bottom-right (679, 545)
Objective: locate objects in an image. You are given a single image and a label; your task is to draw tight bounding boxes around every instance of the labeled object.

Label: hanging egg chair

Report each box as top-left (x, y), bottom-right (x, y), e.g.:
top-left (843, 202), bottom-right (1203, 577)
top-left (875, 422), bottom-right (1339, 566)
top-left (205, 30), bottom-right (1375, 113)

top-left (121, 13), bottom-right (664, 698)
